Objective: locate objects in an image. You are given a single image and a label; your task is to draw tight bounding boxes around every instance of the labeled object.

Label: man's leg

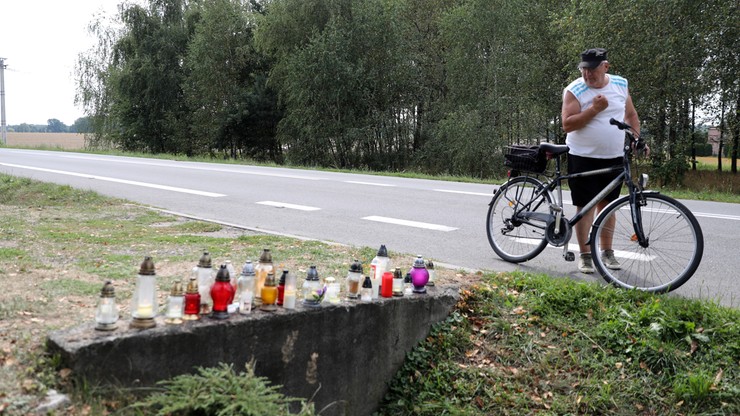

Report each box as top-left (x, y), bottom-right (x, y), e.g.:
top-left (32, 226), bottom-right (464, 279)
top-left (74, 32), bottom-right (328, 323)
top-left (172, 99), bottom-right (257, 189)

top-left (596, 200), bottom-right (621, 270)
top-left (575, 206), bottom-right (596, 273)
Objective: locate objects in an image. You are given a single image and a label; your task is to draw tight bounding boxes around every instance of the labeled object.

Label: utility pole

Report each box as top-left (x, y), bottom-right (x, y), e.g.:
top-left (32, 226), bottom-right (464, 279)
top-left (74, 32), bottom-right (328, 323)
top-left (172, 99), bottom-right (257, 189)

top-left (0, 57), bottom-right (6, 145)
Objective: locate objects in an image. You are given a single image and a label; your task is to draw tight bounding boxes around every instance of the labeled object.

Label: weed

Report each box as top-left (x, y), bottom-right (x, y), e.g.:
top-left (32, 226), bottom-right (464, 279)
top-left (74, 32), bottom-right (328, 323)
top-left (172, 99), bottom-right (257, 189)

top-left (129, 362), bottom-right (316, 416)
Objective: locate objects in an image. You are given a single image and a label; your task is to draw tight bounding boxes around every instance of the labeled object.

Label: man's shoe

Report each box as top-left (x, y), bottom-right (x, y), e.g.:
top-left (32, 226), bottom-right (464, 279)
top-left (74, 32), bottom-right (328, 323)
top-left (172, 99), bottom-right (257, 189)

top-left (602, 249), bottom-right (621, 270)
top-left (578, 253), bottom-right (594, 274)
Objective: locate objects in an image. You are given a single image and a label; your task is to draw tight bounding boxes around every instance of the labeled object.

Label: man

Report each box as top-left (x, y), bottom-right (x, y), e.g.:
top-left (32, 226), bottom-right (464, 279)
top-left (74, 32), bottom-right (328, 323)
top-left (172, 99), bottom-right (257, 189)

top-left (561, 48), bottom-right (640, 273)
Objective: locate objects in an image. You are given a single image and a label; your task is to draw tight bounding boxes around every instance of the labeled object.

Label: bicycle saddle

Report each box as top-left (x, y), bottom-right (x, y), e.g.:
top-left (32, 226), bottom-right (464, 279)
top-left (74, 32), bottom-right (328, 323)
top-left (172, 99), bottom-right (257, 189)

top-left (539, 143), bottom-right (569, 157)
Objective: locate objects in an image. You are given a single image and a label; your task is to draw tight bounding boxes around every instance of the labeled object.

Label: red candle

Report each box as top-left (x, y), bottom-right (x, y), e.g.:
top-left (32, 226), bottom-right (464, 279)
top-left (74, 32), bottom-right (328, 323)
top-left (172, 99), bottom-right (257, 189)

top-left (210, 265), bottom-right (235, 319)
top-left (381, 271), bottom-right (393, 298)
top-left (184, 292), bottom-right (200, 316)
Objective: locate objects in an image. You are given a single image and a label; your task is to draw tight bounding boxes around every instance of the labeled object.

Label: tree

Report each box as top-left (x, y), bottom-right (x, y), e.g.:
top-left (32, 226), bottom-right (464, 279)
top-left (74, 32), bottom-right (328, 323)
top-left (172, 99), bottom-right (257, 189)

top-left (552, 0), bottom-right (714, 185)
top-left (184, 0), bottom-right (280, 159)
top-left (72, 117), bottom-right (91, 133)
top-left (47, 118), bottom-right (68, 133)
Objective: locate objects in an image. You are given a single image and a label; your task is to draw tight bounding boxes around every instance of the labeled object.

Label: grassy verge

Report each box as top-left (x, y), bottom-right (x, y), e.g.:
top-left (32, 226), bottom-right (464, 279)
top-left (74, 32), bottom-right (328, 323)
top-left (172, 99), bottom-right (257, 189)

top-left (0, 173), bottom-right (738, 415)
top-left (379, 274), bottom-right (739, 415)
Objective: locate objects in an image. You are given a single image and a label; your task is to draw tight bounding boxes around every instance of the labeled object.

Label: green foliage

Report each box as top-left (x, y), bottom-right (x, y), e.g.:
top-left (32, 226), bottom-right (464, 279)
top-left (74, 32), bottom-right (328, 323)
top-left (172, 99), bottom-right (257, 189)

top-left (184, 0), bottom-right (281, 160)
top-left (76, 0), bottom-right (739, 178)
top-left (133, 362), bottom-right (316, 416)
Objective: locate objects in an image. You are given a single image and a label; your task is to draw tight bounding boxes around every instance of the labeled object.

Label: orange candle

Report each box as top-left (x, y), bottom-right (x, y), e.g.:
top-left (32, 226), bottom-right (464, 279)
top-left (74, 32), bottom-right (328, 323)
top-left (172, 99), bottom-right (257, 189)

top-left (261, 286), bottom-right (278, 305)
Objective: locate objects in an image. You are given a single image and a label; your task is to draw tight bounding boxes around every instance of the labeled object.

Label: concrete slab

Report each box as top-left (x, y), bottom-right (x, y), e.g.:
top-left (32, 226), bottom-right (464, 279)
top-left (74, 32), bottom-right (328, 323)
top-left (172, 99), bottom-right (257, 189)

top-left (47, 285), bottom-right (460, 416)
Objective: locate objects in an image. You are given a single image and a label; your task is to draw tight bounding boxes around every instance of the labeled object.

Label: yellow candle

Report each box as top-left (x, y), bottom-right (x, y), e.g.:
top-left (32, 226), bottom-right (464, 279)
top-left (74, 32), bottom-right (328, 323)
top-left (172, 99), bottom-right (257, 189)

top-left (261, 286), bottom-right (277, 305)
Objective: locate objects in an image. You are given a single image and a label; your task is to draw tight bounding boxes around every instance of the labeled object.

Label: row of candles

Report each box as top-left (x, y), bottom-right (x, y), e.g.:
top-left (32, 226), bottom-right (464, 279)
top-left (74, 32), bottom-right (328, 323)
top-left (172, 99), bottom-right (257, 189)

top-left (95, 245), bottom-right (437, 331)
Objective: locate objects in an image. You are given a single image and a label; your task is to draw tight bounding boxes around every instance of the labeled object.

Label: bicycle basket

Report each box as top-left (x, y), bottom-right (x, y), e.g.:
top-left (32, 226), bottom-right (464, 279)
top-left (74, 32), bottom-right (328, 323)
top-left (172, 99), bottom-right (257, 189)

top-left (504, 145), bottom-right (547, 173)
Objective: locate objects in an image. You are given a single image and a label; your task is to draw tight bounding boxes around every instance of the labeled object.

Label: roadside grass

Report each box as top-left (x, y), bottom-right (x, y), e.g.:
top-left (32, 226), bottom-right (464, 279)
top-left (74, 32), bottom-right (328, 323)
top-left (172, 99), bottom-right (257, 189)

top-left (0, 172), bottom-right (738, 415)
top-left (380, 274), bottom-right (740, 415)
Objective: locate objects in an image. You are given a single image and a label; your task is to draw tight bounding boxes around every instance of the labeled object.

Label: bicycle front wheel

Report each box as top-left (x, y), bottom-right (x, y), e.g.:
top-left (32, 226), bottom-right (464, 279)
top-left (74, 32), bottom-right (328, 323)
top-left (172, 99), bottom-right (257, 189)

top-left (591, 193), bottom-right (703, 293)
top-left (487, 176), bottom-right (552, 263)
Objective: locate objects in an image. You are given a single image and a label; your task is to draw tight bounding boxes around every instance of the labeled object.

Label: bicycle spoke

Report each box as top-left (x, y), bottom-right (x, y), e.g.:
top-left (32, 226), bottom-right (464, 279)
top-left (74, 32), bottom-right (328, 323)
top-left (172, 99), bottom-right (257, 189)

top-left (591, 194), bottom-right (703, 293)
top-left (488, 177), bottom-right (551, 263)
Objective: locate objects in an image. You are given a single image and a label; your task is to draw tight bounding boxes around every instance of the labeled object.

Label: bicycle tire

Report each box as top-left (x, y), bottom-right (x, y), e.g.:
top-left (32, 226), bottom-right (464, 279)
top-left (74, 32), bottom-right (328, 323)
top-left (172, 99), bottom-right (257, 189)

top-left (590, 193), bottom-right (703, 293)
top-left (487, 176), bottom-right (552, 263)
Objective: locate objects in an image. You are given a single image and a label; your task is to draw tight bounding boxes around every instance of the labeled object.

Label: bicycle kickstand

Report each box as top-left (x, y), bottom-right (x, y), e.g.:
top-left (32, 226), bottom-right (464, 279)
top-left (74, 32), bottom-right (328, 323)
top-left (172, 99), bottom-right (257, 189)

top-left (563, 246), bottom-right (575, 262)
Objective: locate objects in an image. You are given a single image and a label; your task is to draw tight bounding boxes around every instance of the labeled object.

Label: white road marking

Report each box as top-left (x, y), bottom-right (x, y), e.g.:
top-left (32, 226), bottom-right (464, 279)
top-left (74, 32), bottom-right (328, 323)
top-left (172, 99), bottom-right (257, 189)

top-left (256, 201), bottom-right (321, 211)
top-left (362, 216), bottom-right (457, 231)
top-left (692, 212), bottom-right (740, 221)
top-left (511, 237), bottom-right (655, 261)
top-left (0, 163), bottom-right (226, 197)
top-left (344, 181), bottom-right (395, 187)
top-left (434, 189), bottom-right (491, 196)
top-left (6, 151), bottom-right (322, 181)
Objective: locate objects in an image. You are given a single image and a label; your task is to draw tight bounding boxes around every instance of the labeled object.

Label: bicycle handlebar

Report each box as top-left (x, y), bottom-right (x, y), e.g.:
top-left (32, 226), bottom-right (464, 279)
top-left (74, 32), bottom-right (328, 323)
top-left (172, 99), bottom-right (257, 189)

top-left (610, 118), bottom-right (645, 152)
top-left (609, 118), bottom-right (632, 131)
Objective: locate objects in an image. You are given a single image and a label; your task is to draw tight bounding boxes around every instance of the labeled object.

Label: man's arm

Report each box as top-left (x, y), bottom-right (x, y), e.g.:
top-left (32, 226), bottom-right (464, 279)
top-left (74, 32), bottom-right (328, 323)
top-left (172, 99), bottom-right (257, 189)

top-left (624, 94), bottom-right (640, 136)
top-left (561, 91), bottom-right (608, 133)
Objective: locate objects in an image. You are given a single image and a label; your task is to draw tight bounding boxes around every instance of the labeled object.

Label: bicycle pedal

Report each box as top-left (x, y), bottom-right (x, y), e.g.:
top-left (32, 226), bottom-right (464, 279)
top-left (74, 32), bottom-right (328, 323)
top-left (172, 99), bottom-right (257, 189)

top-left (564, 252), bottom-right (575, 262)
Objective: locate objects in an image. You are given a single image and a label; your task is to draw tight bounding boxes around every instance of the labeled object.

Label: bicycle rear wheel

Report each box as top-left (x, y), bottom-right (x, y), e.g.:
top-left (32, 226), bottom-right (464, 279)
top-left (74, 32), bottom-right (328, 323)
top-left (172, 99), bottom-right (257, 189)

top-left (591, 193), bottom-right (703, 293)
top-left (487, 176), bottom-right (552, 263)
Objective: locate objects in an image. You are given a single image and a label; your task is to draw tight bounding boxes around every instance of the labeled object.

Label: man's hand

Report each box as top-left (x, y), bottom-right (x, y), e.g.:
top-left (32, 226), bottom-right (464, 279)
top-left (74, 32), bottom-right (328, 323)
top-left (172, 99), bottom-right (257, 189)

top-left (592, 94), bottom-right (608, 113)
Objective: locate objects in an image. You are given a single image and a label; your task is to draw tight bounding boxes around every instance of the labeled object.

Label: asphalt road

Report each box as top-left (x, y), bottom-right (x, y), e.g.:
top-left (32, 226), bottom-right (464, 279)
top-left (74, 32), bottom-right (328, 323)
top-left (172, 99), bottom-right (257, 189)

top-left (2, 148), bottom-right (739, 307)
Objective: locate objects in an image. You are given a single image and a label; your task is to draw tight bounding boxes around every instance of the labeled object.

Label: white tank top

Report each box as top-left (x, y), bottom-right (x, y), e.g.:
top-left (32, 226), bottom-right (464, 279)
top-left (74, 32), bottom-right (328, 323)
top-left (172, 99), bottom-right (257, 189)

top-left (564, 74), bottom-right (629, 158)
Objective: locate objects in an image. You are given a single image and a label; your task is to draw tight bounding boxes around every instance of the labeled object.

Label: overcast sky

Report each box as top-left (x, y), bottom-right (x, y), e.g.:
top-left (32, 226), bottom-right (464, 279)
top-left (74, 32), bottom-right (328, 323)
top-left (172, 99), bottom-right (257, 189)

top-left (0, 0), bottom-right (125, 126)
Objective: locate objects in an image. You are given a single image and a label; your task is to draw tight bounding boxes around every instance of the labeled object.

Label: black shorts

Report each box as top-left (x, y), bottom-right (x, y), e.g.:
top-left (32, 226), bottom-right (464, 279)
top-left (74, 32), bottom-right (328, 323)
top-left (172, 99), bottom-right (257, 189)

top-left (567, 154), bottom-right (623, 207)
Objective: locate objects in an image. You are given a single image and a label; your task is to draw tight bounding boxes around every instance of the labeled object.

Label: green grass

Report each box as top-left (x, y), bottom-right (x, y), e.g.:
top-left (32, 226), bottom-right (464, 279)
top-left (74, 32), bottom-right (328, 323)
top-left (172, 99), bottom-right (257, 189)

top-left (39, 278), bottom-right (102, 298)
top-left (379, 273), bottom-right (740, 415)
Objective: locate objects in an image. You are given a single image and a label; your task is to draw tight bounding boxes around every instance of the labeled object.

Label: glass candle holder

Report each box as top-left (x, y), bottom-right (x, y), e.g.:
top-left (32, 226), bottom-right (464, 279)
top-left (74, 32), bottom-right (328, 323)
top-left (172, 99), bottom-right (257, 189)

top-left (95, 281), bottom-right (118, 331)
top-left (130, 256), bottom-right (158, 329)
top-left (426, 260), bottom-right (436, 287)
top-left (302, 265), bottom-right (321, 301)
top-left (346, 259), bottom-right (363, 299)
top-left (392, 268), bottom-right (404, 297)
top-left (278, 269), bottom-right (288, 306)
top-left (210, 265), bottom-right (235, 319)
top-left (361, 276), bottom-right (372, 302)
top-left (195, 251), bottom-right (213, 314)
top-left (325, 277), bottom-right (340, 304)
top-left (410, 255), bottom-right (429, 294)
top-left (381, 272), bottom-right (394, 298)
top-left (283, 270), bottom-right (297, 310)
top-left (260, 272), bottom-right (278, 312)
top-left (183, 277), bottom-right (201, 320)
top-left (237, 261), bottom-right (255, 315)
top-left (254, 249), bottom-right (274, 302)
top-left (404, 273), bottom-right (413, 296)
top-left (164, 281), bottom-right (185, 325)
top-left (370, 245), bottom-right (390, 299)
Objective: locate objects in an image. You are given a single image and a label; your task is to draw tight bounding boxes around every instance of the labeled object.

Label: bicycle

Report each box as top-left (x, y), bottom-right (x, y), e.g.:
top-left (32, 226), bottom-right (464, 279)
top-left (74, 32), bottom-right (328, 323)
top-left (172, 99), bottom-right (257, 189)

top-left (486, 118), bottom-right (704, 293)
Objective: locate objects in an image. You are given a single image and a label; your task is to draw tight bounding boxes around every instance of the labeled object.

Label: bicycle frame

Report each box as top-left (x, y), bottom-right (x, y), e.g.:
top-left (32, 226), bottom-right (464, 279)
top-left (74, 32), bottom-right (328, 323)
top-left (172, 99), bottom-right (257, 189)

top-left (509, 136), bottom-right (649, 248)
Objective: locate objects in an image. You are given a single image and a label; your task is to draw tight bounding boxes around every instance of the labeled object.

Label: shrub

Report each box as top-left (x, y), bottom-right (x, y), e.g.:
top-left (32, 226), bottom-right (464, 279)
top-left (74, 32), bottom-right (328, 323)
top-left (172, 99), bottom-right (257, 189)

top-left (132, 362), bottom-right (315, 416)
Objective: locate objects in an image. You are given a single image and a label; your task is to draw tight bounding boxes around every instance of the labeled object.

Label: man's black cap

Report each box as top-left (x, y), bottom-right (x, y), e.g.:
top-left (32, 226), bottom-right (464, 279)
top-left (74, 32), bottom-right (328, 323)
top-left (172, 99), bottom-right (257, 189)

top-left (578, 48), bottom-right (608, 69)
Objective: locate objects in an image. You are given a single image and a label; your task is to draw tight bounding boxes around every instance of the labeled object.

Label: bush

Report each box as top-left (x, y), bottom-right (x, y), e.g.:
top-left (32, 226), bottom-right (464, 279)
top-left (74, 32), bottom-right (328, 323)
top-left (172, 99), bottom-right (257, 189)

top-left (132, 362), bottom-right (315, 416)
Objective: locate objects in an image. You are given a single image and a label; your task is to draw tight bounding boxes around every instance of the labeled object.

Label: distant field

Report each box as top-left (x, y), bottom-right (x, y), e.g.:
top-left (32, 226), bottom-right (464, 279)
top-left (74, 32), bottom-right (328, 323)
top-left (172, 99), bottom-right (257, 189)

top-left (696, 155), bottom-right (734, 169)
top-left (4, 132), bottom-right (85, 149)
